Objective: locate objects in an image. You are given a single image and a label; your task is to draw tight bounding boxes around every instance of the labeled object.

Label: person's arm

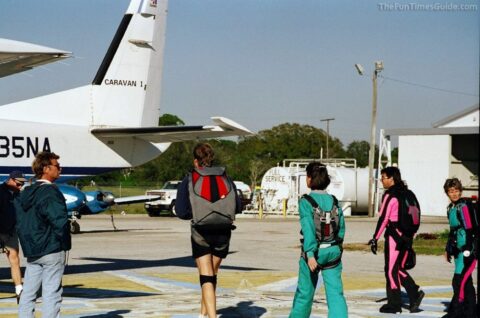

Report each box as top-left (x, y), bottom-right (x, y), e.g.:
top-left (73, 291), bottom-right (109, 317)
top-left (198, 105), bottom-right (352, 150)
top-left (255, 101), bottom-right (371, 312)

top-left (299, 198), bottom-right (317, 258)
top-left (368, 195), bottom-right (397, 254)
top-left (41, 186), bottom-right (71, 246)
top-left (230, 178), bottom-right (242, 214)
top-left (337, 203), bottom-right (346, 242)
top-left (373, 195), bottom-right (397, 240)
top-left (175, 177), bottom-right (192, 220)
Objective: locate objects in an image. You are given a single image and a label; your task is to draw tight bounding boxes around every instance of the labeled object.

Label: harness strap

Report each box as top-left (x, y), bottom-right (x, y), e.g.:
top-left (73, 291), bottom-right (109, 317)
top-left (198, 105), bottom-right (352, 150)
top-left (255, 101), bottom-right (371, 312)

top-left (317, 253), bottom-right (342, 270)
top-left (386, 224), bottom-right (413, 247)
top-left (301, 250), bottom-right (342, 270)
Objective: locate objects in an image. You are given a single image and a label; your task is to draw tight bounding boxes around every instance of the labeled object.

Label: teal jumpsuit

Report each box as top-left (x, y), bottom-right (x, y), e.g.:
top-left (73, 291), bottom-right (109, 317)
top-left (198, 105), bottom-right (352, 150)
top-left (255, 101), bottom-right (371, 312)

top-left (445, 201), bottom-right (477, 317)
top-left (289, 190), bottom-right (348, 318)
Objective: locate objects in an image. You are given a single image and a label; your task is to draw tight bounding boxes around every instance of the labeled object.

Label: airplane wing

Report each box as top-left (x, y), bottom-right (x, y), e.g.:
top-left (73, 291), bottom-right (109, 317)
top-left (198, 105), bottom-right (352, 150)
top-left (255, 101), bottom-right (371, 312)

top-left (114, 195), bottom-right (160, 205)
top-left (91, 117), bottom-right (254, 142)
top-left (0, 38), bottom-right (71, 78)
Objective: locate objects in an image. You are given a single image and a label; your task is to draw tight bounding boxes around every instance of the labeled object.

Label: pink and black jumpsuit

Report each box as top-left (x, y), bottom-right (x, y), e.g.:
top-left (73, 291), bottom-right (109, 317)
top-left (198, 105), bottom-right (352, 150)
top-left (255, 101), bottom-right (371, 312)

top-left (373, 189), bottom-right (421, 308)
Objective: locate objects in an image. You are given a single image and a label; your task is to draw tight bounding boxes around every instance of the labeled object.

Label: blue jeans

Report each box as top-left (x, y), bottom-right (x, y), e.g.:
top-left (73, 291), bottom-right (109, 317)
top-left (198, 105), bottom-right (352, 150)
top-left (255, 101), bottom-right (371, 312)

top-left (19, 251), bottom-right (66, 318)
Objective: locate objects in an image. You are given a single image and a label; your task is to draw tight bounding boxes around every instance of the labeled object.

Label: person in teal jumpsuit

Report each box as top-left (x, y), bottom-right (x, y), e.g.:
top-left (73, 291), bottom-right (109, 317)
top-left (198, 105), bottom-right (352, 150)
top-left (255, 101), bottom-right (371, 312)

top-left (289, 162), bottom-right (348, 318)
top-left (443, 178), bottom-right (477, 318)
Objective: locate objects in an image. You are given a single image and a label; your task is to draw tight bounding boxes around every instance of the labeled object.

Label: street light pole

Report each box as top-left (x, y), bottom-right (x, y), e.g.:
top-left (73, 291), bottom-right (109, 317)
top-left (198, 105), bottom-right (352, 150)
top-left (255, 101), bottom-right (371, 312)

top-left (320, 118), bottom-right (335, 159)
top-left (355, 61), bottom-right (383, 217)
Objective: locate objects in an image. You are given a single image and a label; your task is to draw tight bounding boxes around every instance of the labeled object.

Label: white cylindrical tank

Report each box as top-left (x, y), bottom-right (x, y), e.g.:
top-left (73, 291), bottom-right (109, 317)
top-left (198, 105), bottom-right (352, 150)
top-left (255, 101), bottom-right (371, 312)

top-left (333, 167), bottom-right (369, 212)
top-left (260, 165), bottom-right (370, 215)
top-left (260, 167), bottom-right (291, 211)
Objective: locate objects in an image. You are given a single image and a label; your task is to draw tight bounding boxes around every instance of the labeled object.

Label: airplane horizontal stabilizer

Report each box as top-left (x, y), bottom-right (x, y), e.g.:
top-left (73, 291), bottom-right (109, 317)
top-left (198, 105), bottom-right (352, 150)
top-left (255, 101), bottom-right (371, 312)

top-left (91, 117), bottom-right (254, 143)
top-left (0, 38), bottom-right (71, 78)
top-left (114, 195), bottom-right (160, 205)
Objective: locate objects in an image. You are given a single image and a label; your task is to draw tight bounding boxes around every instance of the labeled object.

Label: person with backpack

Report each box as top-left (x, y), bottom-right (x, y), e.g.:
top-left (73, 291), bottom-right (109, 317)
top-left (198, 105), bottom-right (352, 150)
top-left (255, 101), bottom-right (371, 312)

top-left (442, 178), bottom-right (478, 318)
top-left (368, 166), bottom-right (424, 314)
top-left (175, 143), bottom-right (241, 318)
top-left (289, 162), bottom-right (348, 318)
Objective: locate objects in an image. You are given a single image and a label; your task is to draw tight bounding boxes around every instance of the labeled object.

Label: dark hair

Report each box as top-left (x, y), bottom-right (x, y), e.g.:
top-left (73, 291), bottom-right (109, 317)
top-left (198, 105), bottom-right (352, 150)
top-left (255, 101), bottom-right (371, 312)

top-left (443, 178), bottom-right (463, 194)
top-left (193, 143), bottom-right (214, 167)
top-left (380, 166), bottom-right (406, 189)
top-left (32, 152), bottom-right (60, 178)
top-left (306, 162), bottom-right (330, 190)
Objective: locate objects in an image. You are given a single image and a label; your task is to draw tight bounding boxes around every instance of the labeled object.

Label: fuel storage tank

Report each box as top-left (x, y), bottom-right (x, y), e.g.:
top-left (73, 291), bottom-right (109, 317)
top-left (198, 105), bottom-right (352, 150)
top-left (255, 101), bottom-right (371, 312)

top-left (259, 162), bottom-right (369, 215)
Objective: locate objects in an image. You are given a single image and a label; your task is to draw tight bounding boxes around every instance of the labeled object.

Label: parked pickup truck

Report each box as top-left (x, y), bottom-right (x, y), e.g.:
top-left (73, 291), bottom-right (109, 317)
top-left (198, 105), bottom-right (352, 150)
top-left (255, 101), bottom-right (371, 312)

top-left (144, 180), bottom-right (181, 216)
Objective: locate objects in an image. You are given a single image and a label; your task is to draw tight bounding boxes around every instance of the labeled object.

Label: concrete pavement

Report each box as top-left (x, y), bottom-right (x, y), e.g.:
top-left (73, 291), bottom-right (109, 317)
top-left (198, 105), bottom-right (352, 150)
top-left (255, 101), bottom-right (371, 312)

top-left (0, 214), bottom-right (474, 317)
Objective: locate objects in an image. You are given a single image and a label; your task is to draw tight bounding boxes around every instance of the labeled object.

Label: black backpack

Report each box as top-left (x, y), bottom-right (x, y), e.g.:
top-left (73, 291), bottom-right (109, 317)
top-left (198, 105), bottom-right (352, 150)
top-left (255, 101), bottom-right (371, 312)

top-left (386, 189), bottom-right (421, 237)
top-left (453, 197), bottom-right (479, 234)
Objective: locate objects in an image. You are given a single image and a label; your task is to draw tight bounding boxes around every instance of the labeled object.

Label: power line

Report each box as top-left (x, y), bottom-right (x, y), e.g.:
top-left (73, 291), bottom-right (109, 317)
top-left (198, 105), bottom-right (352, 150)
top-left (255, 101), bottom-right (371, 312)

top-left (379, 75), bottom-right (479, 97)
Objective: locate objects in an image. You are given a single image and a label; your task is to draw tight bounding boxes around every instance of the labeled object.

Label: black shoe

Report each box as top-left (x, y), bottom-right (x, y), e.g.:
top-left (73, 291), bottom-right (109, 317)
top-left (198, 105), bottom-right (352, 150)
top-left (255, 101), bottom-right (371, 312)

top-left (379, 304), bottom-right (402, 314)
top-left (410, 290), bottom-right (425, 313)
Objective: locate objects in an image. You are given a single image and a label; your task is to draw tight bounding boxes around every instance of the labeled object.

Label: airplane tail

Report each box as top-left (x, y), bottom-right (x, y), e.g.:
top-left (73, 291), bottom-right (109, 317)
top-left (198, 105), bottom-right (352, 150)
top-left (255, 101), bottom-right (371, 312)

top-left (0, 0), bottom-right (167, 128)
top-left (91, 0), bottom-right (168, 127)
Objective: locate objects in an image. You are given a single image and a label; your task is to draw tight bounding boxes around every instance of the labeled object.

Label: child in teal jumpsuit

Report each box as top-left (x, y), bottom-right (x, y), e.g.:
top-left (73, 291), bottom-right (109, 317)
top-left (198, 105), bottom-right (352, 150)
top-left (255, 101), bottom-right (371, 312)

top-left (289, 162), bottom-right (348, 318)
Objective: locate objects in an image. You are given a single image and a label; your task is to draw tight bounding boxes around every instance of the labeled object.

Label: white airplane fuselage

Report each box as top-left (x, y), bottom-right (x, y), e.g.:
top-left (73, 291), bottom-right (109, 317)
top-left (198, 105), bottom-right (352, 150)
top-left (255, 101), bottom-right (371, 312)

top-left (0, 0), bottom-right (252, 182)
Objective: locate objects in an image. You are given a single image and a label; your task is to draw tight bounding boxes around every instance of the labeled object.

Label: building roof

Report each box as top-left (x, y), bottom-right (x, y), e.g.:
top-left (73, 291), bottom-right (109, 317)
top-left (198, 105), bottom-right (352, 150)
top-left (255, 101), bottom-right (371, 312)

top-left (432, 104), bottom-right (479, 128)
top-left (384, 126), bottom-right (478, 137)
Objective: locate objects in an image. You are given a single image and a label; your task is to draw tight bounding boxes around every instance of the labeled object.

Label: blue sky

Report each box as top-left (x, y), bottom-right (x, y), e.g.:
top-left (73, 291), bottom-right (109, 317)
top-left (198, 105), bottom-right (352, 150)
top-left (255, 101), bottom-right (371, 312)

top-left (0, 0), bottom-right (478, 146)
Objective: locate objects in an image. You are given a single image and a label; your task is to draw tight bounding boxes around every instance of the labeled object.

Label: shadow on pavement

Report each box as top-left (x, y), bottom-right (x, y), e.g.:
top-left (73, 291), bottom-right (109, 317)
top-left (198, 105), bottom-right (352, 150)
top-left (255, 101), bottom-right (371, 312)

top-left (63, 255), bottom-right (268, 275)
top-left (218, 301), bottom-right (267, 318)
top-left (0, 255), bottom-right (268, 279)
top-left (63, 284), bottom-right (154, 299)
top-left (79, 309), bottom-right (130, 317)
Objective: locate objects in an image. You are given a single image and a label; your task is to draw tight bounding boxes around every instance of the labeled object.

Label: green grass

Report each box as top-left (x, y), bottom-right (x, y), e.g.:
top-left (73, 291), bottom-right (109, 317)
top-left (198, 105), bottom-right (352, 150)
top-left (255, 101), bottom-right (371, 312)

top-left (344, 230), bottom-right (449, 256)
top-left (413, 230), bottom-right (449, 255)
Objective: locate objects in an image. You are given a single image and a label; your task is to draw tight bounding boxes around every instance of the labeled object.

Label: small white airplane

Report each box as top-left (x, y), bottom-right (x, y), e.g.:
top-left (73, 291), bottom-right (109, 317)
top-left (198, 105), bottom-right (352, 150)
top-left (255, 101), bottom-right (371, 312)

top-left (0, 0), bottom-right (252, 232)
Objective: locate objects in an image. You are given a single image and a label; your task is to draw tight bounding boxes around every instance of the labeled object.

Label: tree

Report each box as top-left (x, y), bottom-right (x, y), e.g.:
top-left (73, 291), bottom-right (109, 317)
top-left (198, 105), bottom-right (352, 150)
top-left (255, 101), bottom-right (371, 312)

top-left (346, 140), bottom-right (370, 167)
top-left (345, 140), bottom-right (381, 168)
top-left (158, 114), bottom-right (185, 126)
top-left (235, 123), bottom-right (345, 186)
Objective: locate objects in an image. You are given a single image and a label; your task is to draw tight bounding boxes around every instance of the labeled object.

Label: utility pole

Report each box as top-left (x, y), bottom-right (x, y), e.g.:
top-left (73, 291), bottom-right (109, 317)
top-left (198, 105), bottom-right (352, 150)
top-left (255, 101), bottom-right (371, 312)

top-left (320, 118), bottom-right (335, 159)
top-left (355, 61), bottom-right (383, 217)
top-left (368, 61), bottom-right (383, 217)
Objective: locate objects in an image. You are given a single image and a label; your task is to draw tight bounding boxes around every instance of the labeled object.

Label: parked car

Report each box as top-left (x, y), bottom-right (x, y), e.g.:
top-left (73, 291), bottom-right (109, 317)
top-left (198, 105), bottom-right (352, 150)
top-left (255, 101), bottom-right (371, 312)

top-left (234, 181), bottom-right (252, 200)
top-left (236, 189), bottom-right (252, 211)
top-left (144, 180), bottom-right (181, 216)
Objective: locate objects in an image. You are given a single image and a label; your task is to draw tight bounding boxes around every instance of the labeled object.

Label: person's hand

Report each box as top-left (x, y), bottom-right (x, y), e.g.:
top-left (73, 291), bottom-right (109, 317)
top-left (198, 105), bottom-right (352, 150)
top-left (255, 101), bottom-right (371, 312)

top-left (444, 251), bottom-right (451, 263)
top-left (368, 238), bottom-right (378, 255)
top-left (307, 257), bottom-right (318, 272)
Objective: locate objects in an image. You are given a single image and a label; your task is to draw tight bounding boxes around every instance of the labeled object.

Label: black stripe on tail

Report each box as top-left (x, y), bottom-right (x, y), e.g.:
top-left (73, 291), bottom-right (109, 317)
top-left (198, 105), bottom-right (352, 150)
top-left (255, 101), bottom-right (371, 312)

top-left (92, 14), bottom-right (133, 85)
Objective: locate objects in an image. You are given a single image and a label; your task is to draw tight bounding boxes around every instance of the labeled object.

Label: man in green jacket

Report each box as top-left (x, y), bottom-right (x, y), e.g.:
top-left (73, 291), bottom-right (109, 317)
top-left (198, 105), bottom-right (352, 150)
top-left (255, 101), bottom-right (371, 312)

top-left (15, 152), bottom-right (71, 318)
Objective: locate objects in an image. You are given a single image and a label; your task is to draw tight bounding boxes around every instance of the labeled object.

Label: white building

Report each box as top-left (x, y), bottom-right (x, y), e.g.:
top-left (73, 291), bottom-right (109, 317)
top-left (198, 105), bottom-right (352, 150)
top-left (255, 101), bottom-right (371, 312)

top-left (384, 104), bottom-right (479, 216)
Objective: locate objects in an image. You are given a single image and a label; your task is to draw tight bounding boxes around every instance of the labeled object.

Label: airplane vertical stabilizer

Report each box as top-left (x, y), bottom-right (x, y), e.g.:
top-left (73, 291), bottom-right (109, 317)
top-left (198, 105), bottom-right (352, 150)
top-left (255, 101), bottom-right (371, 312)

top-left (0, 0), bottom-right (168, 129)
top-left (91, 0), bottom-right (168, 127)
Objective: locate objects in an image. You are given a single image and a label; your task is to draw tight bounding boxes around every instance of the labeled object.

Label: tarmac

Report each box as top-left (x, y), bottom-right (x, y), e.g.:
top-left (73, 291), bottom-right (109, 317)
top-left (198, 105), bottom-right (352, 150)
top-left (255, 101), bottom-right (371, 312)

top-left (0, 214), bottom-right (476, 317)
